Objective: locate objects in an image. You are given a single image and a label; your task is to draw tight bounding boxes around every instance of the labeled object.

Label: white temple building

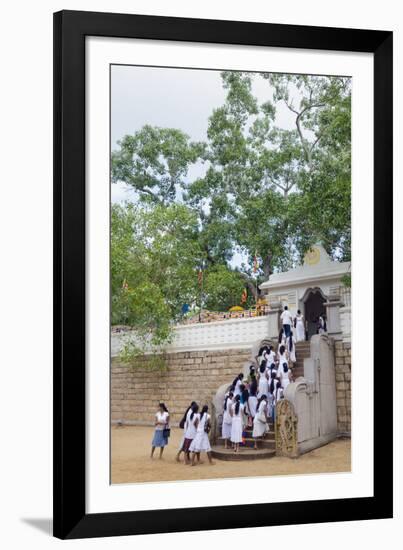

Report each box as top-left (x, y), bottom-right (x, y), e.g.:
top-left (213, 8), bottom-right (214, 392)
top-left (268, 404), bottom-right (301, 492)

top-left (260, 244), bottom-right (351, 342)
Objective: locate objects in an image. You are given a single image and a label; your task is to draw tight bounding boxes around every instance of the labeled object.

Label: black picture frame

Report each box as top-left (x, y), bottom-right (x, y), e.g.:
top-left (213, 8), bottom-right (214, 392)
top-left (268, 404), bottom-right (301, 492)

top-left (54, 10), bottom-right (393, 540)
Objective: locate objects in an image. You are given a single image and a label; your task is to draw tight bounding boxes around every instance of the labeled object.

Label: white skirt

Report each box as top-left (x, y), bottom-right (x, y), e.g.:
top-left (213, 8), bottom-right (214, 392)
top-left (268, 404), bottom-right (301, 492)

top-left (258, 379), bottom-right (268, 398)
top-left (189, 431), bottom-right (211, 453)
top-left (222, 421), bottom-right (232, 439)
top-left (230, 416), bottom-right (243, 443)
top-left (296, 321), bottom-right (305, 342)
top-left (253, 417), bottom-right (267, 438)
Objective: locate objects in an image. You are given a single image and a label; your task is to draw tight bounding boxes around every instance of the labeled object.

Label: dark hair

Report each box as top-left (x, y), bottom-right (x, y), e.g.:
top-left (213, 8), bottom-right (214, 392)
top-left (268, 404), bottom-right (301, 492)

top-left (239, 384), bottom-right (245, 394)
top-left (180, 401), bottom-right (197, 427)
top-left (284, 305), bottom-right (288, 310)
top-left (269, 376), bottom-right (277, 394)
top-left (249, 378), bottom-right (258, 396)
top-left (224, 392), bottom-right (234, 412)
top-left (190, 403), bottom-right (199, 420)
top-left (270, 362), bottom-right (276, 370)
top-left (259, 363), bottom-right (266, 374)
top-left (280, 345), bottom-right (285, 355)
top-left (257, 394), bottom-right (267, 410)
top-left (159, 402), bottom-right (168, 413)
top-left (297, 309), bottom-right (301, 314)
top-left (200, 405), bottom-right (208, 421)
top-left (283, 362), bottom-right (288, 373)
top-left (234, 394), bottom-right (241, 415)
top-left (288, 334), bottom-right (293, 352)
top-left (231, 373), bottom-right (243, 391)
top-left (258, 346), bottom-right (265, 357)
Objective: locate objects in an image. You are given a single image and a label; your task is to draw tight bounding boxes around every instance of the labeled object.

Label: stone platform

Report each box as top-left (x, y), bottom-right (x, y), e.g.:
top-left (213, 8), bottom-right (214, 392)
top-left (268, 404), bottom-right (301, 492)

top-left (211, 423), bottom-right (276, 461)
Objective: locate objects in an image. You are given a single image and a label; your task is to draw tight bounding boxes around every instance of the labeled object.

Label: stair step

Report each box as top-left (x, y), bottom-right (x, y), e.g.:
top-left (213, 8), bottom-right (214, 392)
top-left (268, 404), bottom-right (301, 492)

top-left (211, 446), bottom-right (276, 461)
top-left (217, 436), bottom-right (275, 448)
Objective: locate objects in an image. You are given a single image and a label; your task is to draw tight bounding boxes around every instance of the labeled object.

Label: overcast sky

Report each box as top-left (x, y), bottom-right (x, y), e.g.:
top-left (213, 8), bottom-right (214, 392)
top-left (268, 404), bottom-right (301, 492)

top-left (110, 64), bottom-right (298, 204)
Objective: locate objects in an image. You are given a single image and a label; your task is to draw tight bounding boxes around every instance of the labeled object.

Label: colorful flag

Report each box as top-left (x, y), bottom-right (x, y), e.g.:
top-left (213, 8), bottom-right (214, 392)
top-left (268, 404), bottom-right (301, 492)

top-left (241, 288), bottom-right (247, 303)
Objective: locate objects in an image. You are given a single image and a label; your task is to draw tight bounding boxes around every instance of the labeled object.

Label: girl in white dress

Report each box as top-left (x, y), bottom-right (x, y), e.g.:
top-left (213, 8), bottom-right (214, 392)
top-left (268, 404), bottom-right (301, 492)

top-left (252, 395), bottom-right (268, 448)
top-left (176, 401), bottom-right (197, 462)
top-left (295, 310), bottom-right (305, 342)
top-left (266, 391), bottom-right (274, 422)
top-left (264, 346), bottom-right (276, 368)
top-left (182, 404), bottom-right (199, 464)
top-left (269, 377), bottom-right (280, 419)
top-left (232, 373), bottom-right (244, 397)
top-left (287, 332), bottom-right (297, 364)
top-left (267, 366), bottom-right (277, 394)
top-left (277, 344), bottom-right (289, 367)
top-left (278, 328), bottom-right (286, 347)
top-left (221, 392), bottom-right (233, 449)
top-left (274, 384), bottom-right (284, 405)
top-left (190, 405), bottom-right (215, 465)
top-left (230, 395), bottom-right (245, 453)
top-left (257, 362), bottom-right (269, 398)
top-left (278, 360), bottom-right (292, 392)
top-left (247, 389), bottom-right (258, 420)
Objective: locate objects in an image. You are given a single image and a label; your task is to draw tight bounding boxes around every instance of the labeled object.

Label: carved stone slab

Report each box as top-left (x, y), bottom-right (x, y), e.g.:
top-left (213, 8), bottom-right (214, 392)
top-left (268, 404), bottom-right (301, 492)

top-left (275, 399), bottom-right (299, 458)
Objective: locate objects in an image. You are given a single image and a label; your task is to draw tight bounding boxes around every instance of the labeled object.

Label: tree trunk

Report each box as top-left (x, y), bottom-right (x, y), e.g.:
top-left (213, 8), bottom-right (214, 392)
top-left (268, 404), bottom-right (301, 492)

top-left (262, 254), bottom-right (273, 279)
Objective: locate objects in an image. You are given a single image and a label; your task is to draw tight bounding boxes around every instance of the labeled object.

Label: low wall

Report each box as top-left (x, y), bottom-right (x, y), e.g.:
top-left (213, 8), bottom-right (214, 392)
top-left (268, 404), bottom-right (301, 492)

top-left (111, 348), bottom-right (251, 425)
top-left (335, 340), bottom-right (351, 434)
top-left (112, 315), bottom-right (269, 355)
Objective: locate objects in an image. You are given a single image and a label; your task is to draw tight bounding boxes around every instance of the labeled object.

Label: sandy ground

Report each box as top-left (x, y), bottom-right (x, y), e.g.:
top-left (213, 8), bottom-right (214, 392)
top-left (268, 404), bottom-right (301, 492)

top-left (111, 426), bottom-right (351, 484)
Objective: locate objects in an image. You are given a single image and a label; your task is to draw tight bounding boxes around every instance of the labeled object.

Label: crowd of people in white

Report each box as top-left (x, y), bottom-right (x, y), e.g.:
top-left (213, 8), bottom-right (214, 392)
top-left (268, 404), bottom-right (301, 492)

top-left (150, 307), bottom-right (326, 459)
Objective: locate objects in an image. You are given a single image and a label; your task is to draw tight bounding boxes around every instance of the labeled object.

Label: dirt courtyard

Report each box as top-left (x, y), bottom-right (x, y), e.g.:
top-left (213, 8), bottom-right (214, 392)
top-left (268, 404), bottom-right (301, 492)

top-left (111, 425), bottom-right (351, 484)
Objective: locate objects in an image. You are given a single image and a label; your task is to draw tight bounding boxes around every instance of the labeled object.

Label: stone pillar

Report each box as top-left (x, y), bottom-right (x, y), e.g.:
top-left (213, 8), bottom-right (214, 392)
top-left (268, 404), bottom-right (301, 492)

top-left (324, 286), bottom-right (344, 341)
top-left (267, 300), bottom-right (282, 340)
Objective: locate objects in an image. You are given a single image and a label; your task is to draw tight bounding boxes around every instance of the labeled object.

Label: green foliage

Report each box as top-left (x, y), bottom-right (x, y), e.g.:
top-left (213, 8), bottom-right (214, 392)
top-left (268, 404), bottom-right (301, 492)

top-left (111, 202), bottom-right (204, 355)
top-left (341, 273), bottom-right (351, 288)
top-left (111, 125), bottom-right (205, 204)
top-left (203, 265), bottom-right (249, 311)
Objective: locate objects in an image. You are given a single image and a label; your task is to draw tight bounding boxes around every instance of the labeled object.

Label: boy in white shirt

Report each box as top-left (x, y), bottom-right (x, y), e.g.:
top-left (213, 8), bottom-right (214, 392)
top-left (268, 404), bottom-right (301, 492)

top-left (280, 305), bottom-right (293, 339)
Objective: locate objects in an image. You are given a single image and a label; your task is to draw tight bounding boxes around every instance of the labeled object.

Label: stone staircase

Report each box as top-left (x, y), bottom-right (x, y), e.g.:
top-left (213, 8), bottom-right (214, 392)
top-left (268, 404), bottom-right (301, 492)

top-left (210, 339), bottom-right (312, 461)
top-left (211, 422), bottom-right (276, 461)
top-left (293, 341), bottom-right (310, 379)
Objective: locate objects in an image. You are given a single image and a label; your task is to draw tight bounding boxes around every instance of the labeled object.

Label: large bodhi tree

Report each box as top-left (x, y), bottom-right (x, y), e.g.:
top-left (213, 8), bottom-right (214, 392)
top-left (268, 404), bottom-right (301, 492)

top-left (111, 71), bottom-right (351, 350)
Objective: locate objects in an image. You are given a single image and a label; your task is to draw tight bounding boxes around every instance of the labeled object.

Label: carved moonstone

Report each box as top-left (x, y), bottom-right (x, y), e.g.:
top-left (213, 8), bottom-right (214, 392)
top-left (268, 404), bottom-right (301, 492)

top-left (275, 399), bottom-right (299, 458)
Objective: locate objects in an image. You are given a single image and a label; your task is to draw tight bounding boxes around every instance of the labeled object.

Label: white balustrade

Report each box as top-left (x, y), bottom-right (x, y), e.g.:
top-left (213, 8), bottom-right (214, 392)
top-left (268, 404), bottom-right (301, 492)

top-left (112, 316), bottom-right (269, 356)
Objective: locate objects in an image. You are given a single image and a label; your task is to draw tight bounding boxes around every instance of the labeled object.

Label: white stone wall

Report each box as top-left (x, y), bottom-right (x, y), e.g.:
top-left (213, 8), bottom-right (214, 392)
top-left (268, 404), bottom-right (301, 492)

top-left (112, 315), bottom-right (269, 356)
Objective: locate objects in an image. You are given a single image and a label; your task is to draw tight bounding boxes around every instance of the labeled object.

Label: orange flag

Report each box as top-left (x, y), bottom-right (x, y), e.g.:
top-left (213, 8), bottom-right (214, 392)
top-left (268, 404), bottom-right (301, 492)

top-left (241, 288), bottom-right (247, 303)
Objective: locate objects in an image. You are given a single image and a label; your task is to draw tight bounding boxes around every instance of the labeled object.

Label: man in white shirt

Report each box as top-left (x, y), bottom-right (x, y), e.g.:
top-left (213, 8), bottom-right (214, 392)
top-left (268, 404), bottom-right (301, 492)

top-left (280, 305), bottom-right (293, 338)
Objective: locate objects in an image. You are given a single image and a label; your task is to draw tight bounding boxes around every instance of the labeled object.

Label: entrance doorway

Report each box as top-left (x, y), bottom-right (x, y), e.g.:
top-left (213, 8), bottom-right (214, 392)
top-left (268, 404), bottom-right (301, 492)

top-left (303, 288), bottom-right (326, 339)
